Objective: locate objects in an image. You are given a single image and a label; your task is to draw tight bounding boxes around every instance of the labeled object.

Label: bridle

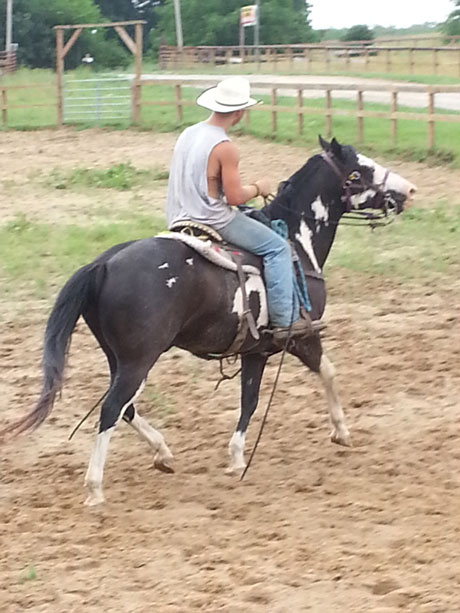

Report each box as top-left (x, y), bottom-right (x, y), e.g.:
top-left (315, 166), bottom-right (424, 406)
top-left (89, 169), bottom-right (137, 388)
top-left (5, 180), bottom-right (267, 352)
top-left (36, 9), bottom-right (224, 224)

top-left (320, 151), bottom-right (395, 227)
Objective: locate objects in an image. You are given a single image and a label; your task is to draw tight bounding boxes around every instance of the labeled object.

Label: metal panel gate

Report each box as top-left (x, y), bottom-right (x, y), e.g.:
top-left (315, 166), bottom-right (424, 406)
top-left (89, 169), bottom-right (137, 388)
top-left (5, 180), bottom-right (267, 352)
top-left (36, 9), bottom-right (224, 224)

top-left (63, 75), bottom-right (132, 123)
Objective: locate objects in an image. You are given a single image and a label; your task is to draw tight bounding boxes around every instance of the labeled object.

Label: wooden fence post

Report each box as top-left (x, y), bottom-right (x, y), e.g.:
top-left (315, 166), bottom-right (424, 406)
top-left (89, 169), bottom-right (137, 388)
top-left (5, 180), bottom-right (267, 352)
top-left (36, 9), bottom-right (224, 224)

top-left (458, 49), bottom-right (460, 78)
top-left (409, 48), bottom-right (414, 74)
top-left (56, 28), bottom-right (64, 127)
top-left (133, 22), bottom-right (143, 123)
top-left (271, 87), bottom-right (277, 136)
top-left (385, 48), bottom-right (391, 72)
top-left (427, 87), bottom-right (435, 149)
top-left (175, 84), bottom-right (183, 122)
top-left (432, 49), bottom-right (438, 76)
top-left (364, 46), bottom-right (369, 71)
top-left (1, 87), bottom-right (6, 127)
top-left (325, 89), bottom-right (332, 138)
top-left (357, 90), bottom-right (363, 144)
top-left (245, 109), bottom-right (250, 131)
top-left (391, 89), bottom-right (398, 146)
top-left (297, 88), bottom-right (303, 135)
top-left (305, 47), bottom-right (311, 72)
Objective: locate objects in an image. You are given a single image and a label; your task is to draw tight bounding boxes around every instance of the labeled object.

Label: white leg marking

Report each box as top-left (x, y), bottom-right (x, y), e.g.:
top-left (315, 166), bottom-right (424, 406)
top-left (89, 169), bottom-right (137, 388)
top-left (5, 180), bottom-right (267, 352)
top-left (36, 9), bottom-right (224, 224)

top-left (84, 382), bottom-right (146, 506)
top-left (225, 431), bottom-right (247, 474)
top-left (129, 413), bottom-right (174, 472)
top-left (319, 354), bottom-right (350, 446)
top-left (84, 429), bottom-right (113, 506)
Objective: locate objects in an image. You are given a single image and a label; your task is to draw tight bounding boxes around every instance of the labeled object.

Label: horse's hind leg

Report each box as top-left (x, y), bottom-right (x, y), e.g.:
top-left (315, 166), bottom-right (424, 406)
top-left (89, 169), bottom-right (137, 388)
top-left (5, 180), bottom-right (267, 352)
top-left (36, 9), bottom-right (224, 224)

top-left (123, 405), bottom-right (174, 473)
top-left (84, 366), bottom-right (147, 506)
top-left (290, 338), bottom-right (350, 446)
top-left (226, 353), bottom-right (268, 475)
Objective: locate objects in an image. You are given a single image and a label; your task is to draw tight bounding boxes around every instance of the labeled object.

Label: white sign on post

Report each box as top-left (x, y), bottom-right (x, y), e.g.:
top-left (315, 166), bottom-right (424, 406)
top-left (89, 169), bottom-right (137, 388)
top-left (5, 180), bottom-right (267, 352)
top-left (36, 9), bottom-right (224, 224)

top-left (240, 5), bottom-right (257, 27)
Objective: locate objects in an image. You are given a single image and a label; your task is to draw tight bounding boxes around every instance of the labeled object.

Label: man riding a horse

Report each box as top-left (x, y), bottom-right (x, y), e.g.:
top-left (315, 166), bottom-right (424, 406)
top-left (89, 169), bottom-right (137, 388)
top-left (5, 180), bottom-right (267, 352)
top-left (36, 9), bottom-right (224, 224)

top-left (166, 76), bottom-right (317, 343)
top-left (0, 81), bottom-right (417, 504)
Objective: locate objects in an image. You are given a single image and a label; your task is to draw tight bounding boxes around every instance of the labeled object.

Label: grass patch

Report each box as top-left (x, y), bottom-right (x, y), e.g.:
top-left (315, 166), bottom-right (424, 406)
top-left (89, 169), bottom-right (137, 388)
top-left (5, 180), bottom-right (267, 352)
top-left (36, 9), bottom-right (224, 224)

top-left (0, 213), bottom-right (166, 297)
top-left (18, 565), bottom-right (37, 584)
top-left (327, 203), bottom-right (460, 281)
top-left (46, 162), bottom-right (169, 191)
top-left (1, 203), bottom-right (459, 300)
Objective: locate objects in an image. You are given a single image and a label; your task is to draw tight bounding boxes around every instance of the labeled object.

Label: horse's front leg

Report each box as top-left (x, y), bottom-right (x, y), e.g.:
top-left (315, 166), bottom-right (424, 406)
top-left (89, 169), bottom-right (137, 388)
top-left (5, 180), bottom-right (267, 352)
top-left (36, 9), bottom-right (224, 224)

top-left (290, 338), bottom-right (350, 446)
top-left (318, 353), bottom-right (350, 446)
top-left (226, 353), bottom-right (268, 475)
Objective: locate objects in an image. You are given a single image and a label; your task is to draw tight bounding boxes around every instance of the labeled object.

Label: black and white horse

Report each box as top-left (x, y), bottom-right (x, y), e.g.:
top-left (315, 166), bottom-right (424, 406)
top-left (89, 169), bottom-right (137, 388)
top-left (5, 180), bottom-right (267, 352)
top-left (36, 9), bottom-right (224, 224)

top-left (1, 137), bottom-right (416, 505)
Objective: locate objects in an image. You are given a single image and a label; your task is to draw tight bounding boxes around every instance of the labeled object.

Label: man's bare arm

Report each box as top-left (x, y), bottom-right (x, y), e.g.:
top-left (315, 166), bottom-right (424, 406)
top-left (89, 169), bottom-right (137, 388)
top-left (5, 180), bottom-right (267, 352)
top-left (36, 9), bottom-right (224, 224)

top-left (213, 141), bottom-right (270, 206)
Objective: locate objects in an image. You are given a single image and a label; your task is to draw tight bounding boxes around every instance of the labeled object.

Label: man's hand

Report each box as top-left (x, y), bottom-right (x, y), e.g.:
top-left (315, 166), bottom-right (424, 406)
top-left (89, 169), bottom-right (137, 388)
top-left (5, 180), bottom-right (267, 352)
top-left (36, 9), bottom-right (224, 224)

top-left (254, 178), bottom-right (271, 198)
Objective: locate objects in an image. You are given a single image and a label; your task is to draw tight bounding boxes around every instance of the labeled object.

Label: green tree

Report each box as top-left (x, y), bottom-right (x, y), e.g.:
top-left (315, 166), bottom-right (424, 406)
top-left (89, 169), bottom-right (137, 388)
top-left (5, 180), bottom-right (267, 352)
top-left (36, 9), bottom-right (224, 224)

top-left (341, 24), bottom-right (375, 42)
top-left (152, 0), bottom-right (315, 48)
top-left (444, 0), bottom-right (460, 36)
top-left (0, 0), bottom-right (129, 69)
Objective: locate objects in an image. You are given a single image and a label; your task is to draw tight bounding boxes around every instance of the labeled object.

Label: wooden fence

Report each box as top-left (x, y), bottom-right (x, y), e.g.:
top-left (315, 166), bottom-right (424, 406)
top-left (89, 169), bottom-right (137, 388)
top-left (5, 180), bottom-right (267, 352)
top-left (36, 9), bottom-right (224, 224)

top-left (1, 77), bottom-right (459, 153)
top-left (159, 44), bottom-right (460, 78)
top-left (140, 78), bottom-right (460, 150)
top-left (0, 83), bottom-right (56, 128)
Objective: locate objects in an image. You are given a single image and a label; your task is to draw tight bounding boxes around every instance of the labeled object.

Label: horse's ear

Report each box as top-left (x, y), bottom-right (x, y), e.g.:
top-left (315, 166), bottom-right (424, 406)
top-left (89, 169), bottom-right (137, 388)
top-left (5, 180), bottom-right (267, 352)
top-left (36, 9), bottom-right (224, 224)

top-left (318, 135), bottom-right (330, 151)
top-left (330, 137), bottom-right (343, 161)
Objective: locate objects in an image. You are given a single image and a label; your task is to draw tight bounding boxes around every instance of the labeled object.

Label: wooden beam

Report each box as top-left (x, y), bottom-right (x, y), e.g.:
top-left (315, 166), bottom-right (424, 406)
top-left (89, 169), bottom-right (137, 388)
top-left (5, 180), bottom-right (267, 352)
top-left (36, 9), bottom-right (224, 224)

top-left (1, 88), bottom-right (7, 128)
top-left (114, 26), bottom-right (136, 55)
top-left (357, 90), bottom-right (363, 144)
top-left (391, 90), bottom-right (398, 146)
top-left (56, 28), bottom-right (64, 127)
top-left (427, 88), bottom-right (435, 149)
top-left (132, 22), bottom-right (143, 123)
top-left (54, 20), bottom-right (145, 30)
top-left (62, 28), bottom-right (83, 59)
top-left (271, 87), bottom-right (277, 135)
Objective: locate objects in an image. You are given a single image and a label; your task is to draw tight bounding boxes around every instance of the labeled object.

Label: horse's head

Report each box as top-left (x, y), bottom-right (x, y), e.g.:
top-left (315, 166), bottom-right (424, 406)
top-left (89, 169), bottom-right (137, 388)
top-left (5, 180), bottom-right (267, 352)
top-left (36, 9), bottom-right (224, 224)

top-left (319, 136), bottom-right (417, 218)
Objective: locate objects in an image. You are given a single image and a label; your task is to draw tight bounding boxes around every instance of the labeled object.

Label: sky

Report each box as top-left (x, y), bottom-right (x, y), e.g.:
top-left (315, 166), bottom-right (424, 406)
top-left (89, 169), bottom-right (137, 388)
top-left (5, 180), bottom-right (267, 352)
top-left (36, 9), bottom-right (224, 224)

top-left (310, 0), bottom-right (454, 30)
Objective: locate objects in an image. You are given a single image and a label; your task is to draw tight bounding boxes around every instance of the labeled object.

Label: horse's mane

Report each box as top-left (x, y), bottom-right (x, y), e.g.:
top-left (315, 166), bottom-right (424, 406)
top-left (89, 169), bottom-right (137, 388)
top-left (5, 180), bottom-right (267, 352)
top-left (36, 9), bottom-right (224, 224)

top-left (264, 154), bottom-right (324, 220)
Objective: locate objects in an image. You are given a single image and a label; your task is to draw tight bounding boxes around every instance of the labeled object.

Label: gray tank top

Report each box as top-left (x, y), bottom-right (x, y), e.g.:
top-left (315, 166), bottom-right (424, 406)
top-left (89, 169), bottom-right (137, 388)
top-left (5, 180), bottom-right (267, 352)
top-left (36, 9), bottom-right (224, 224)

top-left (165, 122), bottom-right (236, 230)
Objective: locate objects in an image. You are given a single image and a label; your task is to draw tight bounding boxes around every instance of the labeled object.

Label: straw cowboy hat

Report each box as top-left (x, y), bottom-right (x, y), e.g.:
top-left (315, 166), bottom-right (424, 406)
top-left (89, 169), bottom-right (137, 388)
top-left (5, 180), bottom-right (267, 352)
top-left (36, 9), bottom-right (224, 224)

top-left (196, 76), bottom-right (260, 113)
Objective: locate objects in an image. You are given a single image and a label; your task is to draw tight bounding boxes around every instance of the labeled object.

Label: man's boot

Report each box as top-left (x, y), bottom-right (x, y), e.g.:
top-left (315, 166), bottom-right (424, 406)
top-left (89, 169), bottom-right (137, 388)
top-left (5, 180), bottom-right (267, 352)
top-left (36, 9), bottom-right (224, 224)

top-left (271, 311), bottom-right (325, 344)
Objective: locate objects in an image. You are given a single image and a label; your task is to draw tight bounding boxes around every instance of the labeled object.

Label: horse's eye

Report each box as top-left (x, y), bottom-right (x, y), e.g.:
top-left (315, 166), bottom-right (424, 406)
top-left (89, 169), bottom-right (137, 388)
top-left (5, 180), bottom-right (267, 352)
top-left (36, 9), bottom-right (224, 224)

top-left (348, 171), bottom-right (360, 181)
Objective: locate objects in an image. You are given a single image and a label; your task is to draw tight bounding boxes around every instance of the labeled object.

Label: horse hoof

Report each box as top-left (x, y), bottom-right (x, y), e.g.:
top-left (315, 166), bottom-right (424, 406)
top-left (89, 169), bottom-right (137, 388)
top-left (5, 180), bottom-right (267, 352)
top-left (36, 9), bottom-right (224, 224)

top-left (331, 431), bottom-right (351, 447)
top-left (224, 464), bottom-right (246, 476)
top-left (154, 457), bottom-right (175, 474)
top-left (84, 494), bottom-right (104, 506)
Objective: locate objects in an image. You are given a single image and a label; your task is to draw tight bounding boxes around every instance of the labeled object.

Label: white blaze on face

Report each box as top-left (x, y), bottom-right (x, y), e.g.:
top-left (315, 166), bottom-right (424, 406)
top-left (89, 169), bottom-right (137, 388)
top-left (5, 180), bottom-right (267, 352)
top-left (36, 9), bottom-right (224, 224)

top-left (295, 220), bottom-right (321, 274)
top-left (232, 274), bottom-right (268, 328)
top-left (357, 153), bottom-right (417, 201)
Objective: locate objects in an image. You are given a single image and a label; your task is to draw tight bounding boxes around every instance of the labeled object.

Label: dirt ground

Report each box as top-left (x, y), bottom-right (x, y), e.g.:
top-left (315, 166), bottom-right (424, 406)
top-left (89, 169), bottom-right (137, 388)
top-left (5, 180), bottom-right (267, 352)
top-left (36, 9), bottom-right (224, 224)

top-left (0, 130), bottom-right (459, 613)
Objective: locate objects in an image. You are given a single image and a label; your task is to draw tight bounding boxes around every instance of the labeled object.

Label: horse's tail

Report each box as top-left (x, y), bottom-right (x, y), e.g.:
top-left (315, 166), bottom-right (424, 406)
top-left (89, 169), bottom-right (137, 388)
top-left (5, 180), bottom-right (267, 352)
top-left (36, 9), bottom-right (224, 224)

top-left (1, 263), bottom-right (101, 439)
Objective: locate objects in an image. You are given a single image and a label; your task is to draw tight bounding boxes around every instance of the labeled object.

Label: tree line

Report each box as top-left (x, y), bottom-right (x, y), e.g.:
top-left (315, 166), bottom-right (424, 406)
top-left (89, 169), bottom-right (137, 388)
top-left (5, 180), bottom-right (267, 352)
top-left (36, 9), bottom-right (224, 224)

top-left (0, 0), bottom-right (458, 70)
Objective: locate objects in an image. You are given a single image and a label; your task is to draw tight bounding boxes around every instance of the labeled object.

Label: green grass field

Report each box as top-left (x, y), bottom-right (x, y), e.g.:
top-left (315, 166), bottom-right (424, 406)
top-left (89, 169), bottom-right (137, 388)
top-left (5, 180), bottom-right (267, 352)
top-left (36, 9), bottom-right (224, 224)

top-left (1, 200), bottom-right (459, 299)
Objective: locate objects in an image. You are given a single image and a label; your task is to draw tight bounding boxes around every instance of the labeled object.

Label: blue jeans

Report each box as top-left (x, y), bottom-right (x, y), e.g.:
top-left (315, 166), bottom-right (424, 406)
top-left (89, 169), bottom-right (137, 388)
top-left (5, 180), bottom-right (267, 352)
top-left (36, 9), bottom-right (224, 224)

top-left (219, 211), bottom-right (299, 327)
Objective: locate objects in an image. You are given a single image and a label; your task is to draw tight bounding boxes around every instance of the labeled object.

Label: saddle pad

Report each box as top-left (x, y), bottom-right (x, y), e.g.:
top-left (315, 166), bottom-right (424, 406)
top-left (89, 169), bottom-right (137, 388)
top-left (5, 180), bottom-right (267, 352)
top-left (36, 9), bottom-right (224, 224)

top-left (159, 232), bottom-right (261, 276)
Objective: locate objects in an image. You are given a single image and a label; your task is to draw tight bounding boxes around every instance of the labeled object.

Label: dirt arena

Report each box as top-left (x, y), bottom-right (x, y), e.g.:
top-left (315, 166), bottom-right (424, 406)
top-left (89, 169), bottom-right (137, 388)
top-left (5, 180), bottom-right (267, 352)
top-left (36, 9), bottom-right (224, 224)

top-left (0, 130), bottom-right (459, 612)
